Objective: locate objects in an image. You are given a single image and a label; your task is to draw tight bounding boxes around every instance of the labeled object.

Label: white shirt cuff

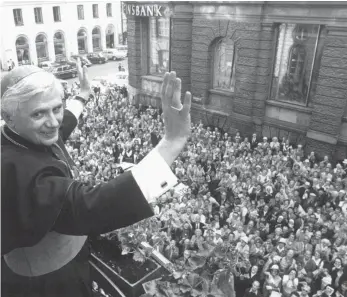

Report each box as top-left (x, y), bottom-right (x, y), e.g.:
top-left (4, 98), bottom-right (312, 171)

top-left (65, 99), bottom-right (84, 121)
top-left (131, 148), bottom-right (178, 204)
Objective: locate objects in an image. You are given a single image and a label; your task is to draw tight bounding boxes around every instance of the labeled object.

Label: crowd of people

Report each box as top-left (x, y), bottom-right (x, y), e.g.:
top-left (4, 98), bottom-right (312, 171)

top-left (64, 80), bottom-right (347, 297)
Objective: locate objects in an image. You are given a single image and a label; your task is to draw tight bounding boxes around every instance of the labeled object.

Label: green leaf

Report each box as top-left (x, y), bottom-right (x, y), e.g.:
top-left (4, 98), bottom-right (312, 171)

top-left (191, 288), bottom-right (203, 296)
top-left (183, 273), bottom-right (203, 288)
top-left (157, 281), bottom-right (182, 297)
top-left (211, 270), bottom-right (235, 297)
top-left (179, 284), bottom-right (191, 293)
top-left (143, 280), bottom-right (158, 295)
top-left (188, 255), bottom-right (206, 270)
top-left (209, 286), bottom-right (226, 297)
top-left (171, 283), bottom-right (182, 295)
top-left (133, 250), bottom-right (146, 263)
top-left (121, 246), bottom-right (131, 255)
top-left (196, 243), bottom-right (215, 258)
top-left (201, 278), bottom-right (210, 293)
top-left (173, 269), bottom-right (184, 280)
top-left (213, 245), bottom-right (226, 258)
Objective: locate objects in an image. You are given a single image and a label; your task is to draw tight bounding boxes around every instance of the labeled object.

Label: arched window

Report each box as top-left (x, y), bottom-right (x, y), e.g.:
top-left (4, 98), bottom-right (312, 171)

top-left (77, 28), bottom-right (88, 53)
top-left (54, 31), bottom-right (66, 61)
top-left (35, 34), bottom-right (48, 62)
top-left (106, 24), bottom-right (115, 48)
top-left (92, 27), bottom-right (101, 51)
top-left (213, 38), bottom-right (237, 91)
top-left (16, 36), bottom-right (31, 65)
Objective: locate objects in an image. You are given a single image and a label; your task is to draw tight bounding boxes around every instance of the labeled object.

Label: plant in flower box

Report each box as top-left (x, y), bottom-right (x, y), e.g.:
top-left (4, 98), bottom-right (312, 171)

top-left (140, 241), bottom-right (249, 297)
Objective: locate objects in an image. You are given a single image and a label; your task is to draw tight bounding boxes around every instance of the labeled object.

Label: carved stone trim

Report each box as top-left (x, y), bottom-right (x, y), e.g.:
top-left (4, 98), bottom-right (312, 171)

top-left (202, 108), bottom-right (229, 117)
top-left (266, 100), bottom-right (313, 114)
top-left (209, 88), bottom-right (235, 97)
top-left (306, 129), bottom-right (338, 145)
top-left (338, 137), bottom-right (347, 146)
top-left (326, 26), bottom-right (347, 36)
top-left (263, 116), bottom-right (308, 134)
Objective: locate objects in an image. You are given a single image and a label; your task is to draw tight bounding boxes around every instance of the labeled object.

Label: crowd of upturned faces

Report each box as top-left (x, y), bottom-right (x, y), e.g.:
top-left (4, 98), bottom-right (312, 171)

top-left (65, 82), bottom-right (347, 297)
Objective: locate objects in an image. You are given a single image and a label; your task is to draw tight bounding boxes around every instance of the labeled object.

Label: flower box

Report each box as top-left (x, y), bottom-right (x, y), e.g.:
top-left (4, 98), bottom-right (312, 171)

top-left (90, 253), bottom-right (162, 297)
top-left (89, 260), bottom-right (126, 297)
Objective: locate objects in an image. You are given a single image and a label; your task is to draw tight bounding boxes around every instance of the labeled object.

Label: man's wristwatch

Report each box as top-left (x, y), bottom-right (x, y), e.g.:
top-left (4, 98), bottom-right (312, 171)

top-left (74, 95), bottom-right (88, 104)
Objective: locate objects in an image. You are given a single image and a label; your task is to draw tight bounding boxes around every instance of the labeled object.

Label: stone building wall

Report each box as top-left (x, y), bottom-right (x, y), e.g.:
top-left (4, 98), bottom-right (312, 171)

top-left (127, 16), bottom-right (143, 95)
top-left (307, 27), bottom-right (347, 160)
top-left (189, 17), bottom-right (275, 136)
top-left (171, 3), bottom-right (193, 101)
top-left (125, 1), bottom-right (347, 161)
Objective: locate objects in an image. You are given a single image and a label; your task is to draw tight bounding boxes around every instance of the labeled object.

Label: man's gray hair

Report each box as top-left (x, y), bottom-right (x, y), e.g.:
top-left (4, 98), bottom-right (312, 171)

top-left (1, 71), bottom-right (63, 117)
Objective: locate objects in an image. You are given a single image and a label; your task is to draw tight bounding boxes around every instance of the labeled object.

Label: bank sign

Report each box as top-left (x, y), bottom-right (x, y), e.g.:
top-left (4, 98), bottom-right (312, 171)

top-left (122, 3), bottom-right (173, 17)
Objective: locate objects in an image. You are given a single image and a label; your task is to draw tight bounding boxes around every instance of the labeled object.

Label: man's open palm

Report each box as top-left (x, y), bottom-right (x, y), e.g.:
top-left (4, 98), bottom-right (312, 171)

top-left (160, 71), bottom-right (191, 143)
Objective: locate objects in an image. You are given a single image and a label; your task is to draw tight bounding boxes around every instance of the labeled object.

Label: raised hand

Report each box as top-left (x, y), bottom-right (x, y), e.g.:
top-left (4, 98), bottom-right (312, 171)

top-left (76, 57), bottom-right (91, 99)
top-left (160, 71), bottom-right (191, 144)
top-left (156, 71), bottom-right (192, 166)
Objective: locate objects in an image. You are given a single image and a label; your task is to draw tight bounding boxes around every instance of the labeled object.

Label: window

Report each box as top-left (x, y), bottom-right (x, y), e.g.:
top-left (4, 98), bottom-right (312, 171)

top-left (13, 9), bottom-right (23, 26)
top-left (53, 6), bottom-right (61, 22)
top-left (92, 27), bottom-right (101, 51)
top-left (34, 7), bottom-right (43, 24)
top-left (77, 5), bottom-right (84, 20)
top-left (148, 17), bottom-right (170, 75)
top-left (212, 38), bottom-right (237, 92)
top-left (77, 29), bottom-right (88, 53)
top-left (54, 31), bottom-right (66, 60)
top-left (270, 23), bottom-right (323, 106)
top-left (93, 4), bottom-right (99, 18)
top-left (106, 24), bottom-right (115, 48)
top-left (157, 19), bottom-right (169, 38)
top-left (106, 3), bottom-right (112, 17)
top-left (16, 36), bottom-right (30, 65)
top-left (35, 34), bottom-right (48, 62)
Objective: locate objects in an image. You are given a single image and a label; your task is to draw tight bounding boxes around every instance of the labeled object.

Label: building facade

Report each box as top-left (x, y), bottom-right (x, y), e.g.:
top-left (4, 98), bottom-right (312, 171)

top-left (125, 1), bottom-right (347, 161)
top-left (0, 0), bottom-right (123, 69)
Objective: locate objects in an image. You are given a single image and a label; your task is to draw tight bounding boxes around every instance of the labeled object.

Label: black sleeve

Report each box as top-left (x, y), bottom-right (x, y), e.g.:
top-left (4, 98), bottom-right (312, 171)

top-left (59, 109), bottom-right (78, 142)
top-left (52, 170), bottom-right (154, 235)
top-left (2, 161), bottom-right (153, 255)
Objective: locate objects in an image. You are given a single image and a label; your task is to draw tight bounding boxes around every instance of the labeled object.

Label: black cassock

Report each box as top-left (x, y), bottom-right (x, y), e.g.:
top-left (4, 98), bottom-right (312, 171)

top-left (1, 110), bottom-right (154, 297)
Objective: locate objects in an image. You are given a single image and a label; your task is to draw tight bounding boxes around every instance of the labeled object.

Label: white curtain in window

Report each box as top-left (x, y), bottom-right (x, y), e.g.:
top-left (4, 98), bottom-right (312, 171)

top-left (213, 38), bottom-right (236, 91)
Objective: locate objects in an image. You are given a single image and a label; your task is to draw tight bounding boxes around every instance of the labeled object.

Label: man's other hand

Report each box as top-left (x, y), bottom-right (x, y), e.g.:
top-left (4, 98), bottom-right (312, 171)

top-left (76, 57), bottom-right (91, 99)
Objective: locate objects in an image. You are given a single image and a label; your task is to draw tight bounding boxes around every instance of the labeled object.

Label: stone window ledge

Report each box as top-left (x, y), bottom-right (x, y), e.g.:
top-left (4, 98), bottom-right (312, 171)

top-left (142, 75), bottom-right (164, 83)
top-left (266, 100), bottom-right (312, 114)
top-left (307, 130), bottom-right (337, 145)
top-left (209, 88), bottom-right (234, 97)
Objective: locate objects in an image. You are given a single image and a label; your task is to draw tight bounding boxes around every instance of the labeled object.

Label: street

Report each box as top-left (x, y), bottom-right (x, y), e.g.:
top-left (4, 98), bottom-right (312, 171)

top-left (0, 58), bottom-right (128, 82)
top-left (66, 58), bottom-right (128, 85)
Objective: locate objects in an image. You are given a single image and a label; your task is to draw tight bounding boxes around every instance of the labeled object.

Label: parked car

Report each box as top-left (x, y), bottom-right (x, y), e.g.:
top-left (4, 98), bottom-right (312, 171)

top-left (70, 55), bottom-right (92, 67)
top-left (115, 45), bottom-right (128, 57)
top-left (38, 61), bottom-right (59, 70)
top-left (101, 72), bottom-right (129, 87)
top-left (86, 53), bottom-right (107, 64)
top-left (103, 49), bottom-right (127, 61)
top-left (51, 65), bottom-right (78, 79)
